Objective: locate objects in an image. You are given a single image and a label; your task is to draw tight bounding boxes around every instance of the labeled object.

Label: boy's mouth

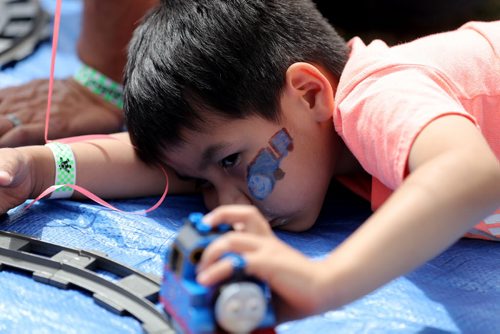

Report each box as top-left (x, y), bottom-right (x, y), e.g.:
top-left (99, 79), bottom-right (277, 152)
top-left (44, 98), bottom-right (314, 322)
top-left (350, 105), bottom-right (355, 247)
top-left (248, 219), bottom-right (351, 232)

top-left (270, 217), bottom-right (290, 228)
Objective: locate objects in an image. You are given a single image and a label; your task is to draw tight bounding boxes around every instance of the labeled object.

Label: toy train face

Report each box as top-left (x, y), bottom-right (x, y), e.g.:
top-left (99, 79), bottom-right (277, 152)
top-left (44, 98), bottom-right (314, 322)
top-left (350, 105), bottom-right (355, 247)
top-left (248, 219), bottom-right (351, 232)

top-left (160, 213), bottom-right (276, 334)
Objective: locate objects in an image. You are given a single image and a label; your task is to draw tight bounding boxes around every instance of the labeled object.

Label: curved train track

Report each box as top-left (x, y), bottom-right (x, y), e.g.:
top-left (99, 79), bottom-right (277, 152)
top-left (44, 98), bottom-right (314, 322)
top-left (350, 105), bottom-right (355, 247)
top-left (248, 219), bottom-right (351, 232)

top-left (0, 230), bottom-right (174, 334)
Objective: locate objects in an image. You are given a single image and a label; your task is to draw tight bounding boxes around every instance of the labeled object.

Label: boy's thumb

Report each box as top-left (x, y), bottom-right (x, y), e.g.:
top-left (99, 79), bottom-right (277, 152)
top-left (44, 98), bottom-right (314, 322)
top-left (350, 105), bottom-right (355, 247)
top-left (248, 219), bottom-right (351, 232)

top-left (0, 170), bottom-right (13, 186)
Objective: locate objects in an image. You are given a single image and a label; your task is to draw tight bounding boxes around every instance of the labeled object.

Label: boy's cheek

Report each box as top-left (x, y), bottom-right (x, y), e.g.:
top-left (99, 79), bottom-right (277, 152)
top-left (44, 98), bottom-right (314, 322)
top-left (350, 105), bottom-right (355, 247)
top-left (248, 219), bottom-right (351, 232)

top-left (247, 149), bottom-right (279, 200)
top-left (202, 188), bottom-right (219, 210)
top-left (246, 128), bottom-right (294, 201)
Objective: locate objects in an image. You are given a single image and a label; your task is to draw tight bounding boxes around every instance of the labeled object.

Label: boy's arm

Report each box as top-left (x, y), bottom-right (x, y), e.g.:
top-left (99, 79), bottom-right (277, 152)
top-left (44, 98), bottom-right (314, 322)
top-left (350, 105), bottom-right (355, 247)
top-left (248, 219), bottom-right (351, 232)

top-left (20, 132), bottom-right (196, 200)
top-left (320, 115), bottom-right (500, 309)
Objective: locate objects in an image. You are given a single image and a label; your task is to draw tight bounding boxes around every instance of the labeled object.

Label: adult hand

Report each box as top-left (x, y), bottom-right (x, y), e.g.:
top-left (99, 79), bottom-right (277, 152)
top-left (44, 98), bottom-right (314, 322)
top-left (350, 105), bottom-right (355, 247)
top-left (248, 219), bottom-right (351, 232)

top-left (0, 78), bottom-right (124, 147)
top-left (0, 148), bottom-right (37, 214)
top-left (197, 205), bottom-right (329, 322)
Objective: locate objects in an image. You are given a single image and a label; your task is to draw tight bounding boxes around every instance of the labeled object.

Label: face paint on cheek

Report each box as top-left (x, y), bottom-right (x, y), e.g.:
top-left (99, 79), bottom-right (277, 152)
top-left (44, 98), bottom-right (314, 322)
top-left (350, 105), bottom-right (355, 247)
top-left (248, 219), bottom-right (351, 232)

top-left (247, 128), bottom-right (293, 200)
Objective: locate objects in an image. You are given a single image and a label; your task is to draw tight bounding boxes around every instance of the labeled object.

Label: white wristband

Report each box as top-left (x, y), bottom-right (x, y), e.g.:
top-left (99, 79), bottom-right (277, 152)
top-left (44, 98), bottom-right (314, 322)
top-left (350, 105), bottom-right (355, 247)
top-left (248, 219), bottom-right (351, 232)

top-left (45, 142), bottom-right (76, 199)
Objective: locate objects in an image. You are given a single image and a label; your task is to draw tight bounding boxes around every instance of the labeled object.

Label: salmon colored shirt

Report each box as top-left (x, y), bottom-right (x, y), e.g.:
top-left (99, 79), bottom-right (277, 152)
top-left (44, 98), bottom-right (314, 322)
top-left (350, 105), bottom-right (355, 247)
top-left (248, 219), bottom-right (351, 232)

top-left (333, 21), bottom-right (500, 240)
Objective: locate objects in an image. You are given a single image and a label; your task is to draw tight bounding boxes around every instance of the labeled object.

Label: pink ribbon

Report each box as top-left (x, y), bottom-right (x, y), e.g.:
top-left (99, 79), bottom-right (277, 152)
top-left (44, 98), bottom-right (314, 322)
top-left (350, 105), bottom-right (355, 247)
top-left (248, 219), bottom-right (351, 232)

top-left (29, 0), bottom-right (168, 214)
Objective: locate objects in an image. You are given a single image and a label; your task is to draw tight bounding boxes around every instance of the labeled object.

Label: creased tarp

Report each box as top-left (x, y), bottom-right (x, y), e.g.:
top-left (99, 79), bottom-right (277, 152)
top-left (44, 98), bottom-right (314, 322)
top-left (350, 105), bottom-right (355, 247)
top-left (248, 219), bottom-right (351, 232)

top-left (0, 1), bottom-right (499, 333)
top-left (1, 187), bottom-right (498, 334)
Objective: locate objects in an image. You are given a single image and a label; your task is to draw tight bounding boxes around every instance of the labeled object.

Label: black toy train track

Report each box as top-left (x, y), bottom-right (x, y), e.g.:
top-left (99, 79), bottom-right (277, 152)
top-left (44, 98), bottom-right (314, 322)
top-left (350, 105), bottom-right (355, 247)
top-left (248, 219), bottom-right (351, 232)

top-left (0, 230), bottom-right (174, 334)
top-left (0, 0), bottom-right (51, 67)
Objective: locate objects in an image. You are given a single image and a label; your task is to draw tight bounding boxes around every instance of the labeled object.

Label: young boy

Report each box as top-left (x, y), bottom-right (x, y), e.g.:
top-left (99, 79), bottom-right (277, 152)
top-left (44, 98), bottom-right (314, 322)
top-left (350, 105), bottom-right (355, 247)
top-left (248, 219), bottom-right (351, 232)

top-left (0, 0), bottom-right (498, 322)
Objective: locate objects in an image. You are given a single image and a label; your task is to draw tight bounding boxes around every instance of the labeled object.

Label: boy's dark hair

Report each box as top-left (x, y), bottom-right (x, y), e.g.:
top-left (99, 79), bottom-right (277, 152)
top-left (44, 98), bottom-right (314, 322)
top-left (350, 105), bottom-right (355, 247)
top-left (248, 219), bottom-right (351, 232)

top-left (124, 0), bottom-right (349, 164)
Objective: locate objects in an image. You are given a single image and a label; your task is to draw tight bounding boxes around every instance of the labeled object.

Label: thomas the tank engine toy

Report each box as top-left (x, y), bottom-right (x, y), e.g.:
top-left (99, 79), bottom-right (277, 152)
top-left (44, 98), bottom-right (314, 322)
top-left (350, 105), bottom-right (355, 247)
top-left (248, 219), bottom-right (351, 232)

top-left (160, 212), bottom-right (276, 334)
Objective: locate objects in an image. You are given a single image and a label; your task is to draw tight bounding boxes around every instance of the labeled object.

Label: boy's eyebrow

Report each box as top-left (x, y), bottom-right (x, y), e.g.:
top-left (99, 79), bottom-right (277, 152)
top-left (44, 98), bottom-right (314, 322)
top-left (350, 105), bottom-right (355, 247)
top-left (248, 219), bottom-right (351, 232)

top-left (199, 142), bottom-right (231, 170)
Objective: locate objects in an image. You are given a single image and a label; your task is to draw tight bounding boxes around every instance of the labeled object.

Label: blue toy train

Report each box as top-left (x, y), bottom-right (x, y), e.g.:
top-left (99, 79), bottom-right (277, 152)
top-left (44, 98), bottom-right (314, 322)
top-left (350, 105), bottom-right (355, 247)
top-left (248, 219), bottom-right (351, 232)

top-left (160, 213), bottom-right (276, 334)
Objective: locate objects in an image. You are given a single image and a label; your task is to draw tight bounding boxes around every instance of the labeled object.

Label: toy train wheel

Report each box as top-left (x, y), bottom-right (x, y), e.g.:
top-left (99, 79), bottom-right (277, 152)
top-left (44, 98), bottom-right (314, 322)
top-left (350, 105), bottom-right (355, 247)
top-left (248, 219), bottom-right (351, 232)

top-left (214, 282), bottom-right (267, 333)
top-left (0, 0), bottom-right (50, 67)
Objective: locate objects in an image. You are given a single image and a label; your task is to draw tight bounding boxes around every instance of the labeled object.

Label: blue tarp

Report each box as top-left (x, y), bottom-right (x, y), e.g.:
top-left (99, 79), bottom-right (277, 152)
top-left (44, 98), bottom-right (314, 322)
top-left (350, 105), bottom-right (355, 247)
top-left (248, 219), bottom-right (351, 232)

top-left (1, 2), bottom-right (499, 333)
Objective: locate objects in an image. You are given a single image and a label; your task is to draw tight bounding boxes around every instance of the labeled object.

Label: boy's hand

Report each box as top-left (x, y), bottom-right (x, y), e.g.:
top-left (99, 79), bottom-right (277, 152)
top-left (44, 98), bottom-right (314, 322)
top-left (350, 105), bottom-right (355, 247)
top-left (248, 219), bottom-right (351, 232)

top-left (0, 78), bottom-right (123, 147)
top-left (0, 148), bottom-right (38, 214)
top-left (197, 205), bottom-right (328, 322)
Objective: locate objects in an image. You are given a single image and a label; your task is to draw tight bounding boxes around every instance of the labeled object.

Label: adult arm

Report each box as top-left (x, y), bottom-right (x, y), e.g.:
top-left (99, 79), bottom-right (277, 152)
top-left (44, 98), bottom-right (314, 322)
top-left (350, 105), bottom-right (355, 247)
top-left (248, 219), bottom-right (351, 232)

top-left (0, 0), bottom-right (159, 147)
top-left (77, 0), bottom-right (158, 83)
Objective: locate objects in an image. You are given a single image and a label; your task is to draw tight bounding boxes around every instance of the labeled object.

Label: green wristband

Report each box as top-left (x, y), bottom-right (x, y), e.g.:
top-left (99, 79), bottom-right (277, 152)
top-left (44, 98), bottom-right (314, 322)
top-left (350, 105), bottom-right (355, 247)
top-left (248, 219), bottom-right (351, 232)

top-left (45, 142), bottom-right (76, 199)
top-left (74, 64), bottom-right (124, 109)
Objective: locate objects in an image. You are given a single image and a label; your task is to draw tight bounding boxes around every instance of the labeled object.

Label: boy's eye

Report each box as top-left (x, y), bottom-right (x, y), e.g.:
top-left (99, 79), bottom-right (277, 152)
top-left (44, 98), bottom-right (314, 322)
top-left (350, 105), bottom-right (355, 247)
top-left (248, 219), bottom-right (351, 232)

top-left (219, 153), bottom-right (240, 169)
top-left (175, 172), bottom-right (212, 189)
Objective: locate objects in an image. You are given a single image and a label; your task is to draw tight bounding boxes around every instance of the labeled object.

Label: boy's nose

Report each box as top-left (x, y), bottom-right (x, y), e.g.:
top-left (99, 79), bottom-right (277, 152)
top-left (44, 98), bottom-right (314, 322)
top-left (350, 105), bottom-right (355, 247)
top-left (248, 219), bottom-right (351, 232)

top-left (218, 184), bottom-right (252, 206)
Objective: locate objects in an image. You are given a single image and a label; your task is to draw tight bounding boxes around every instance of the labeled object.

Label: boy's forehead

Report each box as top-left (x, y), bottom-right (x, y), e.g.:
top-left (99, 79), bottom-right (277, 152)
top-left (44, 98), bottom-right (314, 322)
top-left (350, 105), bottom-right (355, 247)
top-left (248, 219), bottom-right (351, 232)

top-left (160, 133), bottom-right (233, 168)
top-left (160, 114), bottom-right (281, 163)
top-left (176, 123), bottom-right (234, 147)
top-left (175, 114), bottom-right (265, 142)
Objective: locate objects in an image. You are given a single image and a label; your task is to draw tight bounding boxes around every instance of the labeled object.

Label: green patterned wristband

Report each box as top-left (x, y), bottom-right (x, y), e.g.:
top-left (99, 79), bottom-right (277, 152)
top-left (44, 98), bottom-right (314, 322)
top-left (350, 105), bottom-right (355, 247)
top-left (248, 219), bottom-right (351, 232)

top-left (74, 64), bottom-right (124, 109)
top-left (45, 142), bottom-right (76, 199)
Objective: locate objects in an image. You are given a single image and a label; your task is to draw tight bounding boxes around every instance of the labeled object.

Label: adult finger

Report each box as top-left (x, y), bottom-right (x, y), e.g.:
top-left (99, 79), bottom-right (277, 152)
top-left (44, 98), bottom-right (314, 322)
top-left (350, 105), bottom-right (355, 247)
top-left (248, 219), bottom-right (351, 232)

top-left (0, 96), bottom-right (47, 116)
top-left (203, 205), bottom-right (272, 235)
top-left (0, 97), bottom-right (46, 137)
top-left (0, 116), bottom-right (16, 136)
top-left (0, 123), bottom-right (45, 147)
top-left (0, 80), bottom-right (41, 107)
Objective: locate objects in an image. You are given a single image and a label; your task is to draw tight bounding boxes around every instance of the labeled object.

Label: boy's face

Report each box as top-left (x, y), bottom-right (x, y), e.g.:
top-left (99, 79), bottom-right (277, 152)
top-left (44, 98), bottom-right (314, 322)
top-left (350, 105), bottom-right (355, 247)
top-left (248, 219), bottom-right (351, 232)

top-left (163, 98), bottom-right (341, 232)
top-left (163, 62), bottom-right (343, 231)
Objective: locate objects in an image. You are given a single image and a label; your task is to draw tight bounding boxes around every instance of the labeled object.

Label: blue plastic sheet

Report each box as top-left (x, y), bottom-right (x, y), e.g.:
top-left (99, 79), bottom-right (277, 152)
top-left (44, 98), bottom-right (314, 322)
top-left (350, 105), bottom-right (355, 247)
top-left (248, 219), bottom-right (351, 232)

top-left (0, 2), bottom-right (499, 333)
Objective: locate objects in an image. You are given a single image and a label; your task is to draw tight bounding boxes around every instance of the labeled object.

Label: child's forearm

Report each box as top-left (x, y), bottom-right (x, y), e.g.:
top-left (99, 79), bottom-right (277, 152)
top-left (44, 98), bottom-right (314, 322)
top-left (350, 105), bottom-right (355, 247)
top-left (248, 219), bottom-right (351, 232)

top-left (69, 132), bottom-right (168, 199)
top-left (322, 156), bottom-right (498, 309)
top-left (19, 132), bottom-right (195, 200)
top-left (319, 117), bottom-right (500, 311)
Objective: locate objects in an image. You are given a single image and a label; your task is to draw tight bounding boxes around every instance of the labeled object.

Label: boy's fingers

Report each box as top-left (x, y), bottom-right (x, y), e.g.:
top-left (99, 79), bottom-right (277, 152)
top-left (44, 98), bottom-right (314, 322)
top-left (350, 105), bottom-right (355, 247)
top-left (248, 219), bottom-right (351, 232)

top-left (197, 257), bottom-right (234, 286)
top-left (197, 251), bottom-right (263, 287)
top-left (204, 205), bottom-right (272, 235)
top-left (0, 148), bottom-right (22, 186)
top-left (198, 232), bottom-right (263, 272)
top-left (0, 170), bottom-right (13, 186)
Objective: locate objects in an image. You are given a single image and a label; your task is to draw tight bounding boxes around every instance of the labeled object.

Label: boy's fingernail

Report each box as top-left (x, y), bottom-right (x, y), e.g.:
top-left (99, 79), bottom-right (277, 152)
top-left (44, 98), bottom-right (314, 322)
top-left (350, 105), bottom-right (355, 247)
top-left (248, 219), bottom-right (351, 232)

top-left (203, 213), bottom-right (214, 224)
top-left (197, 271), bottom-right (209, 285)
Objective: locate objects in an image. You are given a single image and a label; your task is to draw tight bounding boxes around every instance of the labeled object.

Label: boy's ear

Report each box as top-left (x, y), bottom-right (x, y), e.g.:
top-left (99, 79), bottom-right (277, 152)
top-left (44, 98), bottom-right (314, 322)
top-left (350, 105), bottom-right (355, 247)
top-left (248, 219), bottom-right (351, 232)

top-left (284, 62), bottom-right (336, 122)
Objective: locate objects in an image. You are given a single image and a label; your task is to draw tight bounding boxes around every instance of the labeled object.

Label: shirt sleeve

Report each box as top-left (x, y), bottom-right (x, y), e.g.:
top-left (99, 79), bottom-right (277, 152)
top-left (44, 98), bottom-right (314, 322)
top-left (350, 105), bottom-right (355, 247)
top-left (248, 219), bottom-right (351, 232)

top-left (336, 65), bottom-right (478, 190)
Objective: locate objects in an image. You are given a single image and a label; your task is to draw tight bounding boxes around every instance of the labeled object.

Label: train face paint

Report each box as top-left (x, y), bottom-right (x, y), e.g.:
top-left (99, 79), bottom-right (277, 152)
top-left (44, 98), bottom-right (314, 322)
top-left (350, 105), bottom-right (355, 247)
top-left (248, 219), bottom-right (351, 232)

top-left (247, 128), bottom-right (293, 200)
